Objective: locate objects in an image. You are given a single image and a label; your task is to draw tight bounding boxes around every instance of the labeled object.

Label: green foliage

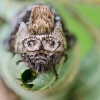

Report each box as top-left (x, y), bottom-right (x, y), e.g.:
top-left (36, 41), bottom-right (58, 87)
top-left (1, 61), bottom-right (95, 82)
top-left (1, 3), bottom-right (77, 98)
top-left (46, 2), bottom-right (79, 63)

top-left (0, 0), bottom-right (100, 100)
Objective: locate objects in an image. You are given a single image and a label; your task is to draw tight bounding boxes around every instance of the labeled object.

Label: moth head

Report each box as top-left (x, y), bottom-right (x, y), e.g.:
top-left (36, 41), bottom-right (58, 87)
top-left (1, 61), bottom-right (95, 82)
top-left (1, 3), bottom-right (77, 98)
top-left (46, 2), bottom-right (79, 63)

top-left (15, 21), bottom-right (66, 73)
top-left (14, 5), bottom-right (67, 73)
top-left (15, 21), bottom-right (66, 53)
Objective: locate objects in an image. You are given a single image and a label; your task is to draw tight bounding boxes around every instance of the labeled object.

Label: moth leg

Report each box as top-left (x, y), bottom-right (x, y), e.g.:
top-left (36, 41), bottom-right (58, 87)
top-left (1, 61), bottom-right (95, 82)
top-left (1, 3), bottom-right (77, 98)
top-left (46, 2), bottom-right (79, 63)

top-left (53, 66), bottom-right (58, 80)
top-left (16, 60), bottom-right (23, 65)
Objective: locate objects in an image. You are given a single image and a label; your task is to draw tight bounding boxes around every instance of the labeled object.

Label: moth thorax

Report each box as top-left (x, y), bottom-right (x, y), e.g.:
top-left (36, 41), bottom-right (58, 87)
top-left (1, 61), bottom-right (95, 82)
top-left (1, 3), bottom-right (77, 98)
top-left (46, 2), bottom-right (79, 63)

top-left (28, 5), bottom-right (54, 34)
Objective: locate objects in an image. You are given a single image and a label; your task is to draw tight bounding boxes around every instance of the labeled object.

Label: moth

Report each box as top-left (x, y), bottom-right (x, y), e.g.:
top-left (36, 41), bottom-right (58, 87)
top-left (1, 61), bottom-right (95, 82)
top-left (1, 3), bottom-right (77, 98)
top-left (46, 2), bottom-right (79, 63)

top-left (4, 3), bottom-right (75, 79)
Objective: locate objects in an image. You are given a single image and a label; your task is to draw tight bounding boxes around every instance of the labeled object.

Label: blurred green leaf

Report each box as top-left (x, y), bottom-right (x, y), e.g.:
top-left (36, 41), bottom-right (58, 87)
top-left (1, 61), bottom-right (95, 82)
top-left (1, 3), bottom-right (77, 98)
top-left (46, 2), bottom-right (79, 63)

top-left (0, 0), bottom-right (100, 100)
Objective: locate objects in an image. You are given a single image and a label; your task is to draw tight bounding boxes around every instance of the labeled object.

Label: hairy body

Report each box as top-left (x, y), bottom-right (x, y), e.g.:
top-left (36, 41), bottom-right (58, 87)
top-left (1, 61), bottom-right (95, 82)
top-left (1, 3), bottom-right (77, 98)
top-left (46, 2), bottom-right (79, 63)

top-left (5, 3), bottom-right (75, 79)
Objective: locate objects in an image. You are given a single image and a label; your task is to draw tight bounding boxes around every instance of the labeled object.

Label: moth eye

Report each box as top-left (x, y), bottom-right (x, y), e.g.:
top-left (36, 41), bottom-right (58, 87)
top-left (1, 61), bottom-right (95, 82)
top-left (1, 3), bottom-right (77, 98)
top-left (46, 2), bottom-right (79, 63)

top-left (44, 39), bottom-right (55, 47)
top-left (42, 38), bottom-right (60, 51)
top-left (24, 37), bottom-right (41, 51)
top-left (50, 40), bottom-right (55, 47)
top-left (27, 40), bottom-right (36, 47)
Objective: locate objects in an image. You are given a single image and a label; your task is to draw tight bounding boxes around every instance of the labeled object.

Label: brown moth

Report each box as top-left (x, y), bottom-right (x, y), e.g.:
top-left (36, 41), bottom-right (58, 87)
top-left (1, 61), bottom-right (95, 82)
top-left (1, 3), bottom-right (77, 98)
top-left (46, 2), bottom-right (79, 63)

top-left (4, 3), bottom-right (75, 79)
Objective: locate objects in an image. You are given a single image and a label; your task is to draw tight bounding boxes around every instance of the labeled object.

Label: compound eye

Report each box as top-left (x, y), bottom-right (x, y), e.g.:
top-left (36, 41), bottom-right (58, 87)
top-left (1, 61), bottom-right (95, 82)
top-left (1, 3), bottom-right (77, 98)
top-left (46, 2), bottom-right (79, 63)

top-left (27, 40), bottom-right (36, 47)
top-left (24, 37), bottom-right (41, 51)
top-left (42, 38), bottom-right (60, 51)
top-left (49, 39), bottom-right (56, 48)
